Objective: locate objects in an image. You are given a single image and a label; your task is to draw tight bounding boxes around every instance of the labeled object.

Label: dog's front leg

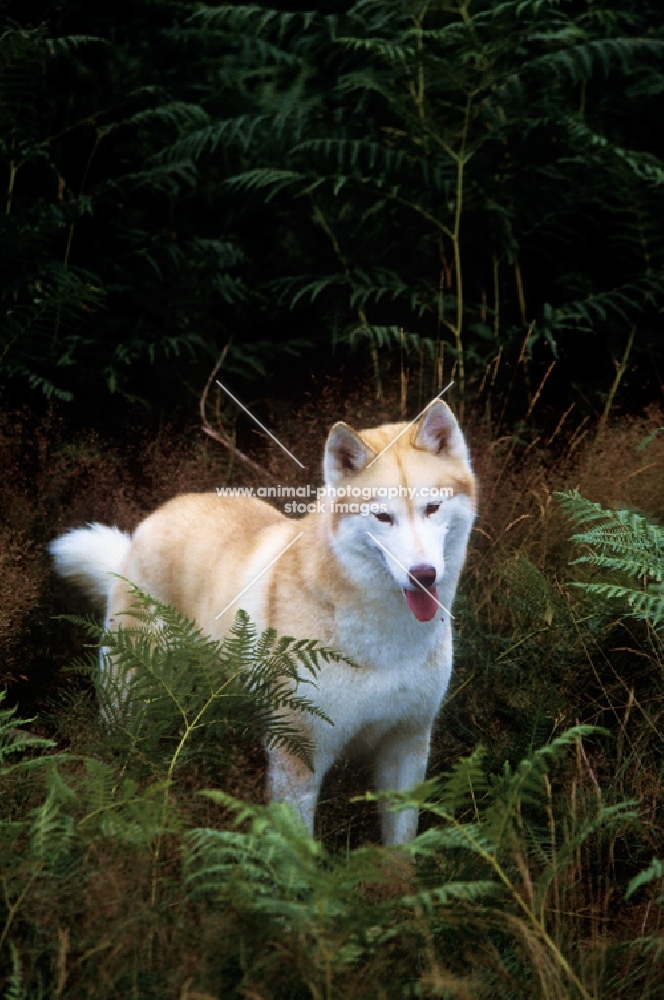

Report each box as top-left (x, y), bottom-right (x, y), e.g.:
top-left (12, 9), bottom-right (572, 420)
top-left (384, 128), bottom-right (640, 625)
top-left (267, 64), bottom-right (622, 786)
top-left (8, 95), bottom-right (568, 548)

top-left (373, 729), bottom-right (432, 845)
top-left (266, 745), bottom-right (323, 836)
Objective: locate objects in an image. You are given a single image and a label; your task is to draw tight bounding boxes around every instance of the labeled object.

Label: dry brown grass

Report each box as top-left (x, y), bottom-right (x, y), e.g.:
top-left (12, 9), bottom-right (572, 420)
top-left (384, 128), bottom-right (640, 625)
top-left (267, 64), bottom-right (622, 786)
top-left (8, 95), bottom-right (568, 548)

top-left (1, 382), bottom-right (663, 999)
top-left (2, 384), bottom-right (663, 761)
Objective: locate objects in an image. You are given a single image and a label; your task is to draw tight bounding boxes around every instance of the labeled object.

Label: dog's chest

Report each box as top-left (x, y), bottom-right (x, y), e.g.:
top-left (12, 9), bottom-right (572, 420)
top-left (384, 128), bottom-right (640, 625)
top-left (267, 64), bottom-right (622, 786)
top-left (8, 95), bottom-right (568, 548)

top-left (332, 593), bottom-right (443, 673)
top-left (314, 613), bottom-right (452, 753)
top-left (324, 598), bottom-right (452, 727)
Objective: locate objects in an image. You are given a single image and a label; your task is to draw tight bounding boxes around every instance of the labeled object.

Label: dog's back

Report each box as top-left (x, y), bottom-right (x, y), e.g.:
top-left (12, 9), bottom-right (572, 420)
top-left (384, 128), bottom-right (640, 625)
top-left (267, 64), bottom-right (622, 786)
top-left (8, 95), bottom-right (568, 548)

top-left (50, 401), bottom-right (476, 845)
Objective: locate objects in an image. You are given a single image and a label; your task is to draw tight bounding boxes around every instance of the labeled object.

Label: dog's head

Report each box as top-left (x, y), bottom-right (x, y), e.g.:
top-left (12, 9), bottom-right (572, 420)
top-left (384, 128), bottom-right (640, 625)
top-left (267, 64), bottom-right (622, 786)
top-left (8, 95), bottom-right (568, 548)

top-left (322, 401), bottom-right (476, 622)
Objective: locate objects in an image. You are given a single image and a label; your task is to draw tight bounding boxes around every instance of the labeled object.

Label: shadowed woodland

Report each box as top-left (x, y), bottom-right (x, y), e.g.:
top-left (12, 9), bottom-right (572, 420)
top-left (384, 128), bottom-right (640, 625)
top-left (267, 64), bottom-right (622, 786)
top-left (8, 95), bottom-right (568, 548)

top-left (1, 1), bottom-right (664, 996)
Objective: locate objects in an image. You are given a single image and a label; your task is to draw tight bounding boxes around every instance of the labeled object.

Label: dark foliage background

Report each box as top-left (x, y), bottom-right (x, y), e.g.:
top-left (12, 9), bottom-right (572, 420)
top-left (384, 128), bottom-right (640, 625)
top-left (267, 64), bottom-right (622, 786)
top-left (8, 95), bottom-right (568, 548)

top-left (1, 0), bottom-right (663, 423)
top-left (2, 3), bottom-right (664, 996)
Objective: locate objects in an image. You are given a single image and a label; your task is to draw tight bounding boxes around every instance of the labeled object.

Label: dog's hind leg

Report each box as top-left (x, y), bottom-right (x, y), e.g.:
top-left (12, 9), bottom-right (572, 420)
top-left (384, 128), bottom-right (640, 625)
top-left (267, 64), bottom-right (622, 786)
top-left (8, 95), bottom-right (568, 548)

top-left (50, 524), bottom-right (134, 705)
top-left (266, 745), bottom-right (324, 836)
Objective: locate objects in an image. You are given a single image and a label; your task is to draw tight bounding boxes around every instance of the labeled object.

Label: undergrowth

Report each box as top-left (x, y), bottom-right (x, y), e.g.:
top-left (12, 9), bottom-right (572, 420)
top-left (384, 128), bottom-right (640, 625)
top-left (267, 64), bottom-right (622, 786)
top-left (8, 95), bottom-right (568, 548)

top-left (1, 379), bottom-right (664, 996)
top-left (2, 480), bottom-right (664, 996)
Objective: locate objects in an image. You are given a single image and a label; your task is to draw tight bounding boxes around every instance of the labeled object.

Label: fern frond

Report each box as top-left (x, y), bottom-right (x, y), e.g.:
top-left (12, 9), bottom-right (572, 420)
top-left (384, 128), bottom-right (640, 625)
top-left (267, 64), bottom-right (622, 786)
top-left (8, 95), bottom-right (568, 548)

top-left (342, 324), bottom-right (437, 355)
top-left (292, 138), bottom-right (413, 178)
top-left (501, 556), bottom-right (556, 626)
top-left (120, 162), bottom-right (198, 194)
top-left (437, 745), bottom-right (488, 819)
top-left (185, 790), bottom-right (384, 968)
top-left (335, 36), bottom-right (414, 65)
top-left (29, 765), bottom-right (76, 860)
top-left (574, 583), bottom-right (664, 624)
top-left (557, 491), bottom-right (664, 625)
top-left (523, 38), bottom-right (664, 85)
top-left (190, 5), bottom-right (317, 37)
top-left (541, 280), bottom-right (649, 335)
top-left (76, 758), bottom-right (169, 843)
top-left (224, 167), bottom-right (306, 199)
top-left (0, 691), bottom-right (56, 773)
top-left (114, 101), bottom-right (210, 133)
top-left (567, 120), bottom-right (664, 187)
top-left (157, 116), bottom-right (269, 161)
top-left (4, 942), bottom-right (25, 1000)
top-left (74, 584), bottom-right (349, 775)
top-left (400, 880), bottom-right (499, 914)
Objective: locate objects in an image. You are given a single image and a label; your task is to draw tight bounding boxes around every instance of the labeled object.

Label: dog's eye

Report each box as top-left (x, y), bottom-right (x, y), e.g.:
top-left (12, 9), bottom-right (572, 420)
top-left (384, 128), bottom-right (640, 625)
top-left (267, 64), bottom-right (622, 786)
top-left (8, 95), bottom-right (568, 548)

top-left (374, 512), bottom-right (394, 525)
top-left (424, 502), bottom-right (441, 517)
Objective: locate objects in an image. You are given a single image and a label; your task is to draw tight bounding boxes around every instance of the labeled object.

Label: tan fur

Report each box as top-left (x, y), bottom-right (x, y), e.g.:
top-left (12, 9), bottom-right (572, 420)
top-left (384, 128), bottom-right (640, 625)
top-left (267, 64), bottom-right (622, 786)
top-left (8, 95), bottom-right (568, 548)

top-left (51, 402), bottom-right (476, 845)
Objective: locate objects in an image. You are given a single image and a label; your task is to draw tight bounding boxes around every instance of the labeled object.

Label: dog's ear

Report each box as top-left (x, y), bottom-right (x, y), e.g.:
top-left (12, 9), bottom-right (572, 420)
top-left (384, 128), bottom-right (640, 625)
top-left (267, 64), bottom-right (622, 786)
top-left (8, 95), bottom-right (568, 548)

top-left (412, 401), bottom-right (469, 462)
top-left (324, 422), bottom-right (375, 484)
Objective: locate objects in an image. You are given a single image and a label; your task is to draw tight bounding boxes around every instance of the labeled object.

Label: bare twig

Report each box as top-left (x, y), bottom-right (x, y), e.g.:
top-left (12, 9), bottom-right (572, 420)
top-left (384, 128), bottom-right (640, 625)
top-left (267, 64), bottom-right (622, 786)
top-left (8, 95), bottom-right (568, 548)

top-left (199, 345), bottom-right (269, 477)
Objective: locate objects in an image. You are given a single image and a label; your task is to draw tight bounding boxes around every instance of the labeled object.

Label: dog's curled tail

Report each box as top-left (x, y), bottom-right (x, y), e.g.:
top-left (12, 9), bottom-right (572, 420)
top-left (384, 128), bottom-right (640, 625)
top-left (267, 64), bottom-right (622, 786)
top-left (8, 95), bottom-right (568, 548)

top-left (49, 524), bottom-right (132, 610)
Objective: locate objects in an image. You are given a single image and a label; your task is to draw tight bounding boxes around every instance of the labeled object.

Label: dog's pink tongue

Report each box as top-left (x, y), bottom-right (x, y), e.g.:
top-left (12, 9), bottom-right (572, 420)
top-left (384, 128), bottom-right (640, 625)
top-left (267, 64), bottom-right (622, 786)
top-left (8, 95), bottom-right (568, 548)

top-left (404, 587), bottom-right (439, 622)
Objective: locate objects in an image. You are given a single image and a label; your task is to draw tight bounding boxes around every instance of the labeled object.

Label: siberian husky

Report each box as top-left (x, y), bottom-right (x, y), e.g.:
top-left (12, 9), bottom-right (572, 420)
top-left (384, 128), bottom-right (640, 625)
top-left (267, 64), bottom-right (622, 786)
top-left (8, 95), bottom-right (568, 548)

top-left (50, 400), bottom-right (476, 844)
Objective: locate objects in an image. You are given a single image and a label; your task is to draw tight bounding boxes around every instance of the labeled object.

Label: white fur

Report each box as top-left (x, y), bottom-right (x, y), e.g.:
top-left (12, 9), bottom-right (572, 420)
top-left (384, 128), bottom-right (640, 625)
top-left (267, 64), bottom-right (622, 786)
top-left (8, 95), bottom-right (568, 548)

top-left (50, 403), bottom-right (475, 846)
top-left (49, 524), bottom-right (131, 609)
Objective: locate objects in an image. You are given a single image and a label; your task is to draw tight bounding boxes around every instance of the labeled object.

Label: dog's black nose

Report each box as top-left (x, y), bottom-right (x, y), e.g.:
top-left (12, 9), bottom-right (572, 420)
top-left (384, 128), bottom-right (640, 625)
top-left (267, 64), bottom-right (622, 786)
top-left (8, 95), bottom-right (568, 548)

top-left (408, 563), bottom-right (437, 588)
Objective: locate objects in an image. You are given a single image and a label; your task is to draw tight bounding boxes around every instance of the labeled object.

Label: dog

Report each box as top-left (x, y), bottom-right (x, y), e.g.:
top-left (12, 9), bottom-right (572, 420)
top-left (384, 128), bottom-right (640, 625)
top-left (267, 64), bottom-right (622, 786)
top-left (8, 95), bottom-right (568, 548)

top-left (50, 400), bottom-right (476, 844)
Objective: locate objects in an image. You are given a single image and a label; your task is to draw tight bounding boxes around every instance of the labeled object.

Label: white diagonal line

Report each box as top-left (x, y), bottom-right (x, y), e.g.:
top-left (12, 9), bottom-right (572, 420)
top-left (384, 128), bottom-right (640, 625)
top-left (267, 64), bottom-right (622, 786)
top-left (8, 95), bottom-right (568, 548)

top-left (365, 380), bottom-right (454, 469)
top-left (216, 380), bottom-right (305, 469)
top-left (215, 531), bottom-right (305, 620)
top-left (366, 531), bottom-right (454, 619)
